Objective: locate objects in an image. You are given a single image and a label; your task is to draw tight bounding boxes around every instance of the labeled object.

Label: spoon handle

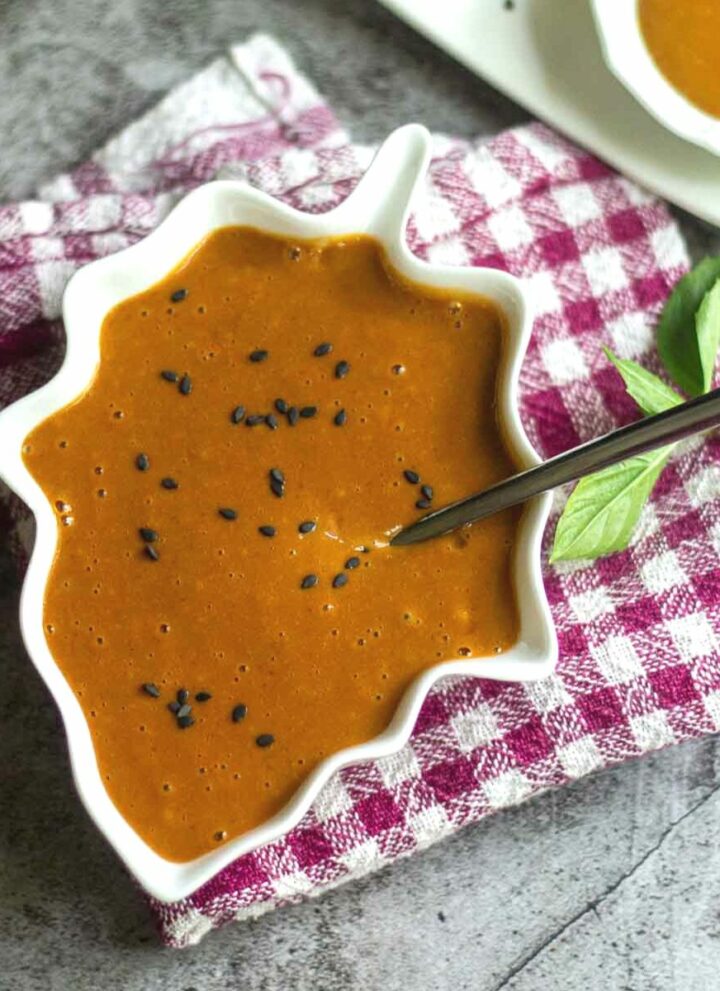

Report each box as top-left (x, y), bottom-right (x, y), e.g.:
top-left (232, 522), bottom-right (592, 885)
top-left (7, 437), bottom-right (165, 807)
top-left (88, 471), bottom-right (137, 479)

top-left (392, 385), bottom-right (720, 546)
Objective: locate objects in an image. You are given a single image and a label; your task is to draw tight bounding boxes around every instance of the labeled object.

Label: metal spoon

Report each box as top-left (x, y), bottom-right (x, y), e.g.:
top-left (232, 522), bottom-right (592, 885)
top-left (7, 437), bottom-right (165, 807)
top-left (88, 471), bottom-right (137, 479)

top-left (391, 385), bottom-right (720, 547)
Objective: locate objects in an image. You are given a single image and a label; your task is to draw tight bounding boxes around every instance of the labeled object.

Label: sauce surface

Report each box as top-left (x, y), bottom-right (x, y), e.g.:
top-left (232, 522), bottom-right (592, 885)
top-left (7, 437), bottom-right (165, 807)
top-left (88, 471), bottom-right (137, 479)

top-left (639, 0), bottom-right (720, 118)
top-left (24, 228), bottom-right (520, 862)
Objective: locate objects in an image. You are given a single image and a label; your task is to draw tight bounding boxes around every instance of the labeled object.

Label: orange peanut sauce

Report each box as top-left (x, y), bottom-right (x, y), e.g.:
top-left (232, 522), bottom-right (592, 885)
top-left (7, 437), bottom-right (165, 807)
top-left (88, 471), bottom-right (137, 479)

top-left (639, 0), bottom-right (720, 118)
top-left (23, 228), bottom-right (520, 862)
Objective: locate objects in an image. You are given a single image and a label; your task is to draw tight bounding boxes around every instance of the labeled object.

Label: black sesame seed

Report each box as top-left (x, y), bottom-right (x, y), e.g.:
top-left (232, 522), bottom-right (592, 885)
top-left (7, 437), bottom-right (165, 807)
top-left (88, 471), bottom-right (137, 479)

top-left (301, 574), bottom-right (319, 589)
top-left (170, 288), bottom-right (188, 303)
top-left (195, 691), bottom-right (212, 702)
top-left (161, 370), bottom-right (179, 382)
top-left (404, 469), bottom-right (420, 485)
top-left (345, 556), bottom-right (360, 570)
top-left (421, 484), bottom-right (434, 501)
top-left (231, 405), bottom-right (246, 424)
top-left (168, 701), bottom-right (181, 714)
top-left (161, 477), bottom-right (178, 489)
top-left (332, 573), bottom-right (348, 589)
top-left (287, 406), bottom-right (300, 426)
top-left (177, 689), bottom-right (189, 705)
top-left (298, 520), bottom-right (316, 534)
top-left (139, 527), bottom-right (158, 542)
top-left (246, 414), bottom-right (265, 426)
top-left (145, 544), bottom-right (160, 562)
top-left (416, 498), bottom-right (432, 510)
top-left (335, 360), bottom-right (350, 379)
top-left (177, 714), bottom-right (195, 729)
top-left (314, 342), bottom-right (333, 357)
top-left (177, 703), bottom-right (192, 719)
top-left (265, 413), bottom-right (279, 430)
top-left (219, 507), bottom-right (238, 520)
top-left (274, 398), bottom-right (289, 414)
top-left (136, 452), bottom-right (150, 472)
top-left (179, 374), bottom-right (192, 396)
top-left (259, 525), bottom-right (276, 537)
top-left (256, 733), bottom-right (275, 748)
top-left (231, 703), bottom-right (248, 723)
top-left (299, 405), bottom-right (317, 419)
top-left (334, 409), bottom-right (347, 426)
top-left (142, 682), bottom-right (160, 698)
top-left (249, 349), bottom-right (269, 363)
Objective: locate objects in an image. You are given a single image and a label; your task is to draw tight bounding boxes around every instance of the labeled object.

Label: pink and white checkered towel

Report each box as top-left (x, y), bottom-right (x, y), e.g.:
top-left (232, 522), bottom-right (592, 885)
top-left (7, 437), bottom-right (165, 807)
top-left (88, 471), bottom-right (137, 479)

top-left (2, 35), bottom-right (718, 948)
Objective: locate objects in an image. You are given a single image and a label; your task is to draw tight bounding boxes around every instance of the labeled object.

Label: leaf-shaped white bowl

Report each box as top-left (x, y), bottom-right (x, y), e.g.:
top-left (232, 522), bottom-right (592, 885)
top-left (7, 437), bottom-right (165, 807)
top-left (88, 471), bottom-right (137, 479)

top-left (0, 125), bottom-right (556, 903)
top-left (591, 0), bottom-right (720, 157)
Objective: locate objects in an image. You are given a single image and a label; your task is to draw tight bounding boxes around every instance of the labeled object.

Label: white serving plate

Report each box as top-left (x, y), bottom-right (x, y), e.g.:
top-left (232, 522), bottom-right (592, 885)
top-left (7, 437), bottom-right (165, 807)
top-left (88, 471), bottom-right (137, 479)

top-left (378, 0), bottom-right (720, 228)
top-left (0, 125), bottom-right (556, 903)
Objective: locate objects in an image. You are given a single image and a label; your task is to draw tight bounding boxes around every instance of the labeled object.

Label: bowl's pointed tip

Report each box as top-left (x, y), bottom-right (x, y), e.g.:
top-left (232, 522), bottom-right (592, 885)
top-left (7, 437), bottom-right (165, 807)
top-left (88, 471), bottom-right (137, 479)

top-left (392, 121), bottom-right (431, 142)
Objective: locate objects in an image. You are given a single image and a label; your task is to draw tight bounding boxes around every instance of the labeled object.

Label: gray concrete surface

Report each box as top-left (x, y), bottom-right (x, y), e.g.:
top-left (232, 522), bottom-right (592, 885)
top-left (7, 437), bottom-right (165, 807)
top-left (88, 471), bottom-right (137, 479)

top-left (1, 1), bottom-right (720, 988)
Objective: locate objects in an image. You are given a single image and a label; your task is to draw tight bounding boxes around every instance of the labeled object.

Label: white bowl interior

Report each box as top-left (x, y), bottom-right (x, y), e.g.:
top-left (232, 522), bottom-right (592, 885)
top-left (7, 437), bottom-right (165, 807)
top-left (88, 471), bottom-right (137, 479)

top-left (0, 125), bottom-right (556, 902)
top-left (590, 0), bottom-right (720, 157)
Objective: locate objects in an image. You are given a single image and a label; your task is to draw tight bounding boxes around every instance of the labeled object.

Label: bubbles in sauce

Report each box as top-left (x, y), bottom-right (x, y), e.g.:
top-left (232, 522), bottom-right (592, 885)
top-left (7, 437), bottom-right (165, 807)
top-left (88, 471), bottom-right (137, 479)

top-left (22, 228), bottom-right (520, 861)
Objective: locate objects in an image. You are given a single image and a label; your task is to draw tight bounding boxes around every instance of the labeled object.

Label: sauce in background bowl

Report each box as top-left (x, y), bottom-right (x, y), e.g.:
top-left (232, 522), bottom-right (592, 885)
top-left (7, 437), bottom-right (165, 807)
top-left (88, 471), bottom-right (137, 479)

top-left (590, 0), bottom-right (720, 157)
top-left (639, 0), bottom-right (720, 119)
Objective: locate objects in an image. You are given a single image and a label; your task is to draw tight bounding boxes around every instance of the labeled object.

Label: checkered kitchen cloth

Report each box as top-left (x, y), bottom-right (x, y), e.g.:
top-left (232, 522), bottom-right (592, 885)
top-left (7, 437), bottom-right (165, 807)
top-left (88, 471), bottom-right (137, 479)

top-left (2, 35), bottom-right (719, 948)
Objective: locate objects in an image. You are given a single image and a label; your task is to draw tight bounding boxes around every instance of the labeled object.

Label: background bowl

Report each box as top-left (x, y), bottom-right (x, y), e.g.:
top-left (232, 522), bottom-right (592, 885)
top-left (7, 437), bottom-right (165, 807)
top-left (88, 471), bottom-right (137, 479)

top-left (0, 125), bottom-right (557, 902)
top-left (591, 0), bottom-right (720, 157)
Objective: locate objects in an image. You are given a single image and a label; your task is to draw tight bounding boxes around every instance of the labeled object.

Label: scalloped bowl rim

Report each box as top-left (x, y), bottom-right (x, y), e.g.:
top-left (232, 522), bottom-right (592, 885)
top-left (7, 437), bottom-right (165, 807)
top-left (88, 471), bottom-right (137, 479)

top-left (590, 0), bottom-right (720, 157)
top-left (0, 125), bottom-right (557, 902)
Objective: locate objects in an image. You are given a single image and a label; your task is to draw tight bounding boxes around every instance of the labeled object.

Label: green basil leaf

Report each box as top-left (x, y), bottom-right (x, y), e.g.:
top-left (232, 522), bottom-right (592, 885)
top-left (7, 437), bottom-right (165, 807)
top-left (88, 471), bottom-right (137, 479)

top-left (549, 446), bottom-right (673, 562)
top-left (603, 348), bottom-right (683, 416)
top-left (695, 278), bottom-right (720, 394)
top-left (657, 258), bottom-right (720, 397)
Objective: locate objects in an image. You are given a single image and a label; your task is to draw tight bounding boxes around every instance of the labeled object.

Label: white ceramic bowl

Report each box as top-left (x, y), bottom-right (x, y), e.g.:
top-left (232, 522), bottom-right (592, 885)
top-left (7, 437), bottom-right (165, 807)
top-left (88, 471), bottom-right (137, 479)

top-left (591, 0), bottom-right (720, 157)
top-left (0, 125), bottom-right (556, 902)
